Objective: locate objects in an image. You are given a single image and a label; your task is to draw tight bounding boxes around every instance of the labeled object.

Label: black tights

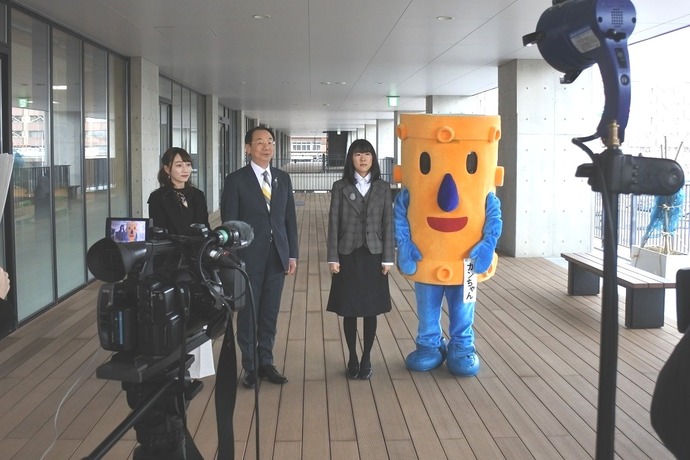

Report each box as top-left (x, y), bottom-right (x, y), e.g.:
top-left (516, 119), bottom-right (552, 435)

top-left (343, 316), bottom-right (377, 366)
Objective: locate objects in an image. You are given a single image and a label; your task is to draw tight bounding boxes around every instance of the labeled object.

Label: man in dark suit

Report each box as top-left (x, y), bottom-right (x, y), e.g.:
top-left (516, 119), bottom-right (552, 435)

top-left (221, 126), bottom-right (299, 388)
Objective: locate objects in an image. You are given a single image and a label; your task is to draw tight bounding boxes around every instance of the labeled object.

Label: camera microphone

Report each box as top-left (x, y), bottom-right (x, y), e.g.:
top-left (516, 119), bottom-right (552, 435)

top-left (211, 221), bottom-right (254, 249)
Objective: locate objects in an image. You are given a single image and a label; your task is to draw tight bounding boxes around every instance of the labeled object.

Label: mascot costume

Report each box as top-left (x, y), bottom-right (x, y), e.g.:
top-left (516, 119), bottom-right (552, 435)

top-left (393, 114), bottom-right (503, 376)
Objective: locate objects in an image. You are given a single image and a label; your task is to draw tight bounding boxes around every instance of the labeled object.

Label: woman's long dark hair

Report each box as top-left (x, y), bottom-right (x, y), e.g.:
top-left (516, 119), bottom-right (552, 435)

top-left (157, 147), bottom-right (194, 188)
top-left (342, 139), bottom-right (381, 185)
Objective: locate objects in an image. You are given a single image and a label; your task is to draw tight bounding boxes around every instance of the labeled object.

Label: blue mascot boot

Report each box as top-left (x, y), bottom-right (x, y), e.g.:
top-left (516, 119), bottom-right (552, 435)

top-left (446, 343), bottom-right (480, 376)
top-left (405, 339), bottom-right (447, 372)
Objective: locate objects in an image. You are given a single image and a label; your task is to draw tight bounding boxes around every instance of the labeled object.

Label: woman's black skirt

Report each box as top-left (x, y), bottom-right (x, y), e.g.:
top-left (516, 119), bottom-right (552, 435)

top-left (326, 246), bottom-right (392, 317)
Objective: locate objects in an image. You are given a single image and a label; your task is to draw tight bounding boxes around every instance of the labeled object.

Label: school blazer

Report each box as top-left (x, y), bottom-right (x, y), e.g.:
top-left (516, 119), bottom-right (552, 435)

top-left (327, 178), bottom-right (394, 264)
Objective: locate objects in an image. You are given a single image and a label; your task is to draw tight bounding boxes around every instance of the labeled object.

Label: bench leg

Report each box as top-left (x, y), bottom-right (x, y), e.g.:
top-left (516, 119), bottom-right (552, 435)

top-left (567, 263), bottom-right (600, 296)
top-left (624, 288), bottom-right (665, 328)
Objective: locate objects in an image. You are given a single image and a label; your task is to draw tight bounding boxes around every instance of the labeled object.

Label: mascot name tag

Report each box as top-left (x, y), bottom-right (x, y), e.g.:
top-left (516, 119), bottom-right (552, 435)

top-left (463, 258), bottom-right (477, 302)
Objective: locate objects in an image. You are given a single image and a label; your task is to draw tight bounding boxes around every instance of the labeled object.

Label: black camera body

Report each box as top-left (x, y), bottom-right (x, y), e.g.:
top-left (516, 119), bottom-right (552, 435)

top-left (87, 222), bottom-right (251, 382)
top-left (97, 270), bottom-right (219, 356)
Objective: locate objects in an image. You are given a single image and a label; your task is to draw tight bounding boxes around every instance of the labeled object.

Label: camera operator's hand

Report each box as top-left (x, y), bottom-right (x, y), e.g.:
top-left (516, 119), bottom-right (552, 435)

top-left (0, 267), bottom-right (10, 300)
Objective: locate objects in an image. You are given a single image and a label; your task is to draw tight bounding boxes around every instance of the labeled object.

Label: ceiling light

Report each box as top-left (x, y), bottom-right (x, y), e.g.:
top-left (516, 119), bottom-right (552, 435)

top-left (436, 16), bottom-right (454, 21)
top-left (387, 95), bottom-right (399, 107)
top-left (337, 129), bottom-right (341, 135)
top-left (252, 14), bottom-right (271, 20)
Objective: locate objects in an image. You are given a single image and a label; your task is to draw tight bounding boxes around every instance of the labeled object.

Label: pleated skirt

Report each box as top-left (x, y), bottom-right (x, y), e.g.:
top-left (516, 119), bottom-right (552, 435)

top-left (326, 246), bottom-right (392, 317)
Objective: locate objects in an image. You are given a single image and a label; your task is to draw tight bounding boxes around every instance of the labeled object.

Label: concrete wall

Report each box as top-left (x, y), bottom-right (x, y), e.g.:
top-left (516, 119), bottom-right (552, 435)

top-left (497, 59), bottom-right (595, 257)
top-left (376, 119), bottom-right (395, 158)
top-left (130, 57), bottom-right (161, 218)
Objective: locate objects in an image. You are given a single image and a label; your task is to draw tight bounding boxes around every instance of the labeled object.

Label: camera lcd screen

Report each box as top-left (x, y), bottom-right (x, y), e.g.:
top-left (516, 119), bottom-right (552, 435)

top-left (107, 217), bottom-right (149, 243)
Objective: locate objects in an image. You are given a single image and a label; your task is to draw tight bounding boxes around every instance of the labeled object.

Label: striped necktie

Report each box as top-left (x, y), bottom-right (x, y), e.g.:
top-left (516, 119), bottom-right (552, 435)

top-left (262, 170), bottom-right (271, 211)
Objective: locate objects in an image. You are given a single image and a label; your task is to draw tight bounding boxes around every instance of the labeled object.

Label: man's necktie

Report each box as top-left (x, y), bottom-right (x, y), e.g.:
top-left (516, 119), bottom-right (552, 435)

top-left (262, 170), bottom-right (271, 211)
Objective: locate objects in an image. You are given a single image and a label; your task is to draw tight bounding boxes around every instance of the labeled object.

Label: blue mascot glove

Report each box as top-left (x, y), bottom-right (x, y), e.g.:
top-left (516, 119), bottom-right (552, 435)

top-left (469, 192), bottom-right (502, 274)
top-left (394, 187), bottom-right (422, 275)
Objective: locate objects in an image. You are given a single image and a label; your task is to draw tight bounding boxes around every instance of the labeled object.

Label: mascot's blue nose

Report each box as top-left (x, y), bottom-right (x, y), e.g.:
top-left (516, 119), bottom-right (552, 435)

top-left (437, 173), bottom-right (459, 212)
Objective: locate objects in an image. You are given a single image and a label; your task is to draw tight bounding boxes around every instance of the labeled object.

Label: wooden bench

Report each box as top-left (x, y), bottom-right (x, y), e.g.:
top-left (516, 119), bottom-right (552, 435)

top-left (561, 252), bottom-right (676, 329)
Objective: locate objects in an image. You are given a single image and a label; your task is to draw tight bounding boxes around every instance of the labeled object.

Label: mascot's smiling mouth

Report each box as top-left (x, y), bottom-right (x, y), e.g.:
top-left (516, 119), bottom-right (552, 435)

top-left (427, 216), bottom-right (468, 232)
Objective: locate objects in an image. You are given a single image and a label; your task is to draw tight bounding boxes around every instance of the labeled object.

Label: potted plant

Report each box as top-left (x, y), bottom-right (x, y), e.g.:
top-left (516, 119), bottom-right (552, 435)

top-left (631, 137), bottom-right (688, 277)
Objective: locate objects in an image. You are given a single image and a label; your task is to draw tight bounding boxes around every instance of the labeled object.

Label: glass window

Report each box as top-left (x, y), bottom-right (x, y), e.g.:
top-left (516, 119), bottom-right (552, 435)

top-left (195, 93), bottom-right (206, 194)
top-left (159, 76), bottom-right (206, 197)
top-left (11, 10), bottom-right (53, 320)
top-left (53, 28), bottom-right (86, 296)
top-left (172, 82), bottom-right (182, 147)
top-left (84, 43), bottom-right (109, 252)
top-left (159, 74), bottom-right (172, 102)
top-left (182, 86), bottom-right (191, 151)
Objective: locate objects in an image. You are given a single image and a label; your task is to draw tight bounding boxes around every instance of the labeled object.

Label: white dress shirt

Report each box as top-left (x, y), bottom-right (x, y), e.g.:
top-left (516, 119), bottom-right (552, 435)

top-left (250, 161), bottom-right (270, 186)
top-left (355, 173), bottom-right (371, 196)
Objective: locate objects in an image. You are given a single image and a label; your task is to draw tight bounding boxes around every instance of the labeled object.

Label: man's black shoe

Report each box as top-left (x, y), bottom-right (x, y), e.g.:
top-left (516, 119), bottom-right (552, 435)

top-left (242, 371), bottom-right (257, 389)
top-left (258, 365), bottom-right (288, 384)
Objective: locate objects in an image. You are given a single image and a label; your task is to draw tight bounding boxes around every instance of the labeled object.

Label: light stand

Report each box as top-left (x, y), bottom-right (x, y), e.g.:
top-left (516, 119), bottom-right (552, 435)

top-left (575, 122), bottom-right (684, 458)
top-left (523, 1), bottom-right (685, 455)
top-left (583, 126), bottom-right (623, 458)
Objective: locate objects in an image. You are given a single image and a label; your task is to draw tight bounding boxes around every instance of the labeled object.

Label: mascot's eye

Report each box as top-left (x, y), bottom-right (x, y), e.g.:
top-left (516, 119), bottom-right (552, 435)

top-left (466, 151), bottom-right (478, 174)
top-left (420, 152), bottom-right (431, 174)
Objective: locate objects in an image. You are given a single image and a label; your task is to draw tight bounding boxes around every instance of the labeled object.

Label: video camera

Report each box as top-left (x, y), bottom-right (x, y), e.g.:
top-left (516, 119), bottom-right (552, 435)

top-left (84, 220), bottom-right (253, 459)
top-left (86, 219), bottom-right (253, 383)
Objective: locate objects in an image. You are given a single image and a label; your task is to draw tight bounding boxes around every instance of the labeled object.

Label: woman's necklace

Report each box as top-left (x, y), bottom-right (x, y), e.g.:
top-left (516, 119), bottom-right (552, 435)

top-left (175, 190), bottom-right (188, 208)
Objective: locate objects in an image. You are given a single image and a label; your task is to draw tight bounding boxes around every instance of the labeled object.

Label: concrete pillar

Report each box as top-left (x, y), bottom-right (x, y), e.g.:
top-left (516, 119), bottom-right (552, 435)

top-left (497, 59), bottom-right (596, 257)
top-left (364, 124), bottom-right (377, 145)
top-left (376, 119), bottom-right (394, 158)
top-left (130, 57), bottom-right (161, 218)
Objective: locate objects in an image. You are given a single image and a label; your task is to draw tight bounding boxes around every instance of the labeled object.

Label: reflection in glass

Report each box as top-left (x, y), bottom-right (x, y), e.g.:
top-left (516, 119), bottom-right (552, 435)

top-left (159, 76), bottom-right (206, 203)
top-left (53, 28), bottom-right (86, 296)
top-left (84, 43), bottom-right (109, 253)
top-left (11, 11), bottom-right (54, 320)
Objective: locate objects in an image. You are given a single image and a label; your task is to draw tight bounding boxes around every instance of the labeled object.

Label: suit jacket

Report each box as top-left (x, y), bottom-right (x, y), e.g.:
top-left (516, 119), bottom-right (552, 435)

top-left (147, 185), bottom-right (210, 236)
top-left (220, 164), bottom-right (299, 275)
top-left (327, 178), bottom-right (394, 264)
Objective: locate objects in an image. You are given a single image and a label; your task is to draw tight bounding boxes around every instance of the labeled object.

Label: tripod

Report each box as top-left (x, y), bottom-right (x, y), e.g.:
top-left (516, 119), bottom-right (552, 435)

top-left (85, 353), bottom-right (204, 460)
top-left (125, 369), bottom-right (204, 459)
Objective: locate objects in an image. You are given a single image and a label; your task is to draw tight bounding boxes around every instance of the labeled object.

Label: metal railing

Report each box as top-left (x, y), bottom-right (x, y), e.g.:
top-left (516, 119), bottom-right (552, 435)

top-left (593, 183), bottom-right (690, 254)
top-left (277, 157), bottom-right (394, 192)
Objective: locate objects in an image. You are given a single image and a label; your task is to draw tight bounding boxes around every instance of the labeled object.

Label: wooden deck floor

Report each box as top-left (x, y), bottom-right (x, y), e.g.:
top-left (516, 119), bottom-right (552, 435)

top-left (0, 192), bottom-right (682, 459)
